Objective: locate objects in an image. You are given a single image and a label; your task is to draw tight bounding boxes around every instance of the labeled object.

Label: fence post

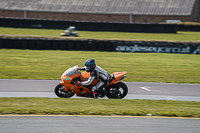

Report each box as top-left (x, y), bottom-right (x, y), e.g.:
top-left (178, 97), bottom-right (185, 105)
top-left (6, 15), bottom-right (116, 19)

top-left (129, 13), bottom-right (132, 23)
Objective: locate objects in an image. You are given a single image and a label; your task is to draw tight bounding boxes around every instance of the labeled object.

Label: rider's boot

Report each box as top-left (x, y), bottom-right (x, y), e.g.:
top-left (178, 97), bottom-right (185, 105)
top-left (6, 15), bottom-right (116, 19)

top-left (93, 92), bottom-right (99, 99)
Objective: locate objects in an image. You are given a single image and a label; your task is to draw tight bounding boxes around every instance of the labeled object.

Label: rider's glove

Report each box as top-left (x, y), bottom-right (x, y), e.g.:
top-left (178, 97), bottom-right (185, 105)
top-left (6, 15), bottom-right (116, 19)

top-left (75, 81), bottom-right (81, 86)
top-left (78, 67), bottom-right (85, 71)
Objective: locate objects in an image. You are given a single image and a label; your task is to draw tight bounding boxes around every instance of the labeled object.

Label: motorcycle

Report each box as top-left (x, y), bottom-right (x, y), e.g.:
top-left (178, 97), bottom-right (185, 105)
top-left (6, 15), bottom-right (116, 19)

top-left (54, 65), bottom-right (128, 99)
top-left (60, 26), bottom-right (79, 37)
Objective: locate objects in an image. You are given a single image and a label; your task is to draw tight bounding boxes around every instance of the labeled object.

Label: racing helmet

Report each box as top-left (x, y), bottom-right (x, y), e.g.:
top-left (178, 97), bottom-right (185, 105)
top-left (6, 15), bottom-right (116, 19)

top-left (84, 59), bottom-right (96, 72)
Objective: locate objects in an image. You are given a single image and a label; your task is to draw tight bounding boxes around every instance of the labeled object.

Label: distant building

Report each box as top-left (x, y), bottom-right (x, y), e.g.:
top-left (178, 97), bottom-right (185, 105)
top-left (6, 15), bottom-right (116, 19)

top-left (0, 0), bottom-right (199, 23)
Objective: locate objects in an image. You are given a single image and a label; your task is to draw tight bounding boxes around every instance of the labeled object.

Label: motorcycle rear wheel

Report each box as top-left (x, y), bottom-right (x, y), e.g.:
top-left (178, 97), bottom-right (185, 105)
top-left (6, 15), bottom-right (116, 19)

top-left (54, 84), bottom-right (75, 98)
top-left (105, 82), bottom-right (128, 99)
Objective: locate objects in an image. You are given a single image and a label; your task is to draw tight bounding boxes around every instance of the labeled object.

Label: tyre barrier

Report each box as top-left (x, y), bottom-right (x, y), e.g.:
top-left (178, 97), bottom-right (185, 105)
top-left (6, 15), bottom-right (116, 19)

top-left (177, 25), bottom-right (200, 32)
top-left (0, 37), bottom-right (199, 54)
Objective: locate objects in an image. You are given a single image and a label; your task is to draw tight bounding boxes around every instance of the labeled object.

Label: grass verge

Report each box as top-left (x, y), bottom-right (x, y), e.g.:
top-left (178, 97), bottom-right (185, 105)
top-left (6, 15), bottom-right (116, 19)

top-left (0, 27), bottom-right (200, 42)
top-left (0, 98), bottom-right (199, 118)
top-left (0, 49), bottom-right (200, 83)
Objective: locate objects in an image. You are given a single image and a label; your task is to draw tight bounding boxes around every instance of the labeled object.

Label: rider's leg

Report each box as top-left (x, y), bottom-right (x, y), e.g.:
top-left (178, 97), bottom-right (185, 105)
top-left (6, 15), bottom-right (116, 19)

top-left (92, 81), bottom-right (108, 98)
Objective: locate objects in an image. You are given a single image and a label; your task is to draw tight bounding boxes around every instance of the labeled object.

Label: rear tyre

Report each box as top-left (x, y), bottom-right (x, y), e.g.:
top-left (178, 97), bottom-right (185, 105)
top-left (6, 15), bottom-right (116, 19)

top-left (54, 84), bottom-right (75, 98)
top-left (105, 82), bottom-right (128, 99)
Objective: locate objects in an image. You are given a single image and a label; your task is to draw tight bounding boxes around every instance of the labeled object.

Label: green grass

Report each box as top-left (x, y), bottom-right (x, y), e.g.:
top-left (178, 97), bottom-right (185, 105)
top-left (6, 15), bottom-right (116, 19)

top-left (0, 27), bottom-right (200, 42)
top-left (0, 49), bottom-right (200, 83)
top-left (0, 98), bottom-right (199, 117)
top-left (177, 22), bottom-right (200, 25)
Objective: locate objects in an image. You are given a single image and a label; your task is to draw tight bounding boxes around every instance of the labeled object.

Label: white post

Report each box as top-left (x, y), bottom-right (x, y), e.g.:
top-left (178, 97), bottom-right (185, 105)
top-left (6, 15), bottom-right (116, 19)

top-left (24, 10), bottom-right (27, 18)
top-left (129, 13), bottom-right (132, 23)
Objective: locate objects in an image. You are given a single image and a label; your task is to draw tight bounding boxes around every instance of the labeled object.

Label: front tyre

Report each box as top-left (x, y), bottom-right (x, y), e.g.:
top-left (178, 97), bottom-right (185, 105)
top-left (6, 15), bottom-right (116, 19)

top-left (54, 84), bottom-right (75, 98)
top-left (105, 82), bottom-right (128, 99)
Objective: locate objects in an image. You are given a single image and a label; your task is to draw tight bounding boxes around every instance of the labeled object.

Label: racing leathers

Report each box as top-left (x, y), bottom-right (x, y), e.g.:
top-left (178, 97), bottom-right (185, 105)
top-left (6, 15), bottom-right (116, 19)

top-left (78, 66), bottom-right (110, 97)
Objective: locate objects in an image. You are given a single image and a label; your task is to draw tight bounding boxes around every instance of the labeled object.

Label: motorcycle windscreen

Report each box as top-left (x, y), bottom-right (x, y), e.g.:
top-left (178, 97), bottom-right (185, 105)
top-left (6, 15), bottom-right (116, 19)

top-left (61, 65), bottom-right (80, 78)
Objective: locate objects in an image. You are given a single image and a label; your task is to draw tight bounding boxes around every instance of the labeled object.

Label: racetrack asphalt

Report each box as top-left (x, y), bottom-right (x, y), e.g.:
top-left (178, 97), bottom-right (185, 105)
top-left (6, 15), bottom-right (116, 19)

top-left (0, 115), bottom-right (200, 133)
top-left (1, 79), bottom-right (200, 133)
top-left (0, 79), bottom-right (200, 101)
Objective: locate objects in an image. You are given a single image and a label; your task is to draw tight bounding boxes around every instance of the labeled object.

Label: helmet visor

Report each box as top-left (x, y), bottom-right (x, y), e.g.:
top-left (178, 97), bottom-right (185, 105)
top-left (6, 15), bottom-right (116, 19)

top-left (85, 61), bottom-right (91, 66)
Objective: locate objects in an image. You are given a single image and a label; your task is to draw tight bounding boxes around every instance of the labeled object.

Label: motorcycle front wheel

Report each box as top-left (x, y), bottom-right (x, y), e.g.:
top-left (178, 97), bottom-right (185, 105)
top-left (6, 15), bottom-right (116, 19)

top-left (54, 84), bottom-right (75, 98)
top-left (105, 82), bottom-right (128, 99)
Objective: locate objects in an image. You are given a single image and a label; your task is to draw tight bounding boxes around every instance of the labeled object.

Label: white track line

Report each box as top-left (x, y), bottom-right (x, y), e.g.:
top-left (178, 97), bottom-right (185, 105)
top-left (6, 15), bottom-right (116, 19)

top-left (140, 86), bottom-right (152, 91)
top-left (167, 97), bottom-right (175, 100)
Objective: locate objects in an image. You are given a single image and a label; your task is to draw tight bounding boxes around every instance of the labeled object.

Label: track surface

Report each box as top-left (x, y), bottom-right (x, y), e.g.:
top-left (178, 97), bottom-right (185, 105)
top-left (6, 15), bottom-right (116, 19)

top-left (0, 79), bottom-right (200, 101)
top-left (1, 79), bottom-right (200, 133)
top-left (0, 115), bottom-right (200, 133)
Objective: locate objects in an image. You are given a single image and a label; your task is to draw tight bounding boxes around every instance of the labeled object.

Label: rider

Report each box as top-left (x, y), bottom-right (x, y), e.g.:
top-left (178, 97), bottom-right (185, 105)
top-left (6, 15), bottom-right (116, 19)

top-left (75, 59), bottom-right (110, 98)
